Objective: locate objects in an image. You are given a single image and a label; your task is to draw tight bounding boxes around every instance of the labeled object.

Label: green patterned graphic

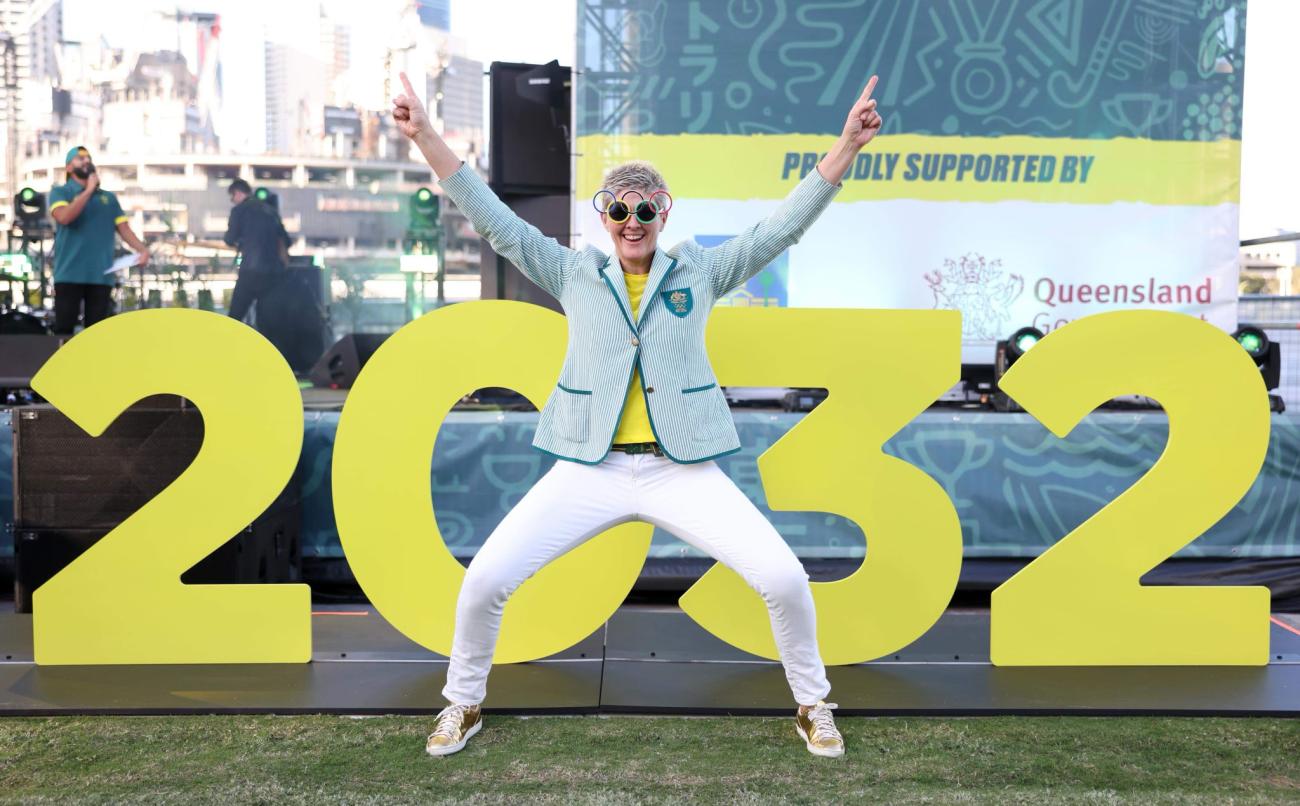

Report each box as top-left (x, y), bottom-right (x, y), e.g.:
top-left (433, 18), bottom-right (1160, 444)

top-left (296, 411), bottom-right (1300, 561)
top-left (4, 409), bottom-right (1298, 563)
top-left (576, 0), bottom-right (1247, 141)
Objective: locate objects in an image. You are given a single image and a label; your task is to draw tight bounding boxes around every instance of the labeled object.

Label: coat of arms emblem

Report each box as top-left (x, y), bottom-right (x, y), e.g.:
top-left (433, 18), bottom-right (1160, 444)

top-left (661, 288), bottom-right (693, 317)
top-left (923, 253), bottom-right (1023, 340)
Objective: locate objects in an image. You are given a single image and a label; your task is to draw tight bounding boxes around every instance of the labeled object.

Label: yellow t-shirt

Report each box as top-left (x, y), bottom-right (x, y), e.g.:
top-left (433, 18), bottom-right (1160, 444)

top-left (611, 271), bottom-right (656, 444)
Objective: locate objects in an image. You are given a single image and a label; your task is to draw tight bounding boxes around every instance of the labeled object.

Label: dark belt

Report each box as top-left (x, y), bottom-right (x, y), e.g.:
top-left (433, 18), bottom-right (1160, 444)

top-left (610, 442), bottom-right (663, 456)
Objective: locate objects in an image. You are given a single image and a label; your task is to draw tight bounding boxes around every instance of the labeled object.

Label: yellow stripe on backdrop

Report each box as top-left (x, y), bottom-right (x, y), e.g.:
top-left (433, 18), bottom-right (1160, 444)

top-left (577, 134), bottom-right (1241, 208)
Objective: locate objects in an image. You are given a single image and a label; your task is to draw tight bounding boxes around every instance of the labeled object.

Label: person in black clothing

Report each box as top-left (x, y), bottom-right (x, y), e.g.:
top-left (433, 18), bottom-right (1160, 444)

top-left (224, 178), bottom-right (291, 323)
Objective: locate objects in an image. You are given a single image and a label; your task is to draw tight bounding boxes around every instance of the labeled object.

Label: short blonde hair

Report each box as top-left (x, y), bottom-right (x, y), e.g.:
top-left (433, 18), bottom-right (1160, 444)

top-left (601, 160), bottom-right (668, 197)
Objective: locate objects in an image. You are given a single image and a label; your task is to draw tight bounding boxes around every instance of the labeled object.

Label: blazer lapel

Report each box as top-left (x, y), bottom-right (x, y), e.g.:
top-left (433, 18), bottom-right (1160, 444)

top-left (597, 257), bottom-right (637, 335)
top-left (635, 250), bottom-right (679, 329)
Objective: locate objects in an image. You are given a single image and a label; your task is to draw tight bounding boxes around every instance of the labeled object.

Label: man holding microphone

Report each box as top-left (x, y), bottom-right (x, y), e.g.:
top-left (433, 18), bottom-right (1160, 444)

top-left (47, 146), bottom-right (149, 334)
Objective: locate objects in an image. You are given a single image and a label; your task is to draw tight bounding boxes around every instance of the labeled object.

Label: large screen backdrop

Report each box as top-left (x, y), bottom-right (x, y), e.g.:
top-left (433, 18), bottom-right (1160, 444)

top-left (574, 0), bottom-right (1247, 344)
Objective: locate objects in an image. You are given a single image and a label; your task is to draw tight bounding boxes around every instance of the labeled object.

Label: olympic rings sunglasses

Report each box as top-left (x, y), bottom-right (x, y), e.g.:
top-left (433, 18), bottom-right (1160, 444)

top-left (592, 189), bottom-right (673, 224)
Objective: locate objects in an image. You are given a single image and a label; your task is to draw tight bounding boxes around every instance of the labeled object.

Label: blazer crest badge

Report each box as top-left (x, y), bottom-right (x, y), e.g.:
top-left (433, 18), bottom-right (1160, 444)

top-left (661, 287), bottom-right (693, 317)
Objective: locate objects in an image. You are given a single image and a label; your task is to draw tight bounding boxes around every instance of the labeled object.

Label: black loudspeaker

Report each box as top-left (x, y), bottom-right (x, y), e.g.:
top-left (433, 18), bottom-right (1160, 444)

top-left (308, 333), bottom-right (390, 389)
top-left (482, 62), bottom-right (572, 312)
top-left (478, 195), bottom-right (567, 312)
top-left (489, 61), bottom-right (571, 195)
top-left (0, 334), bottom-right (61, 389)
top-left (257, 259), bottom-right (330, 374)
top-left (11, 400), bottom-right (301, 613)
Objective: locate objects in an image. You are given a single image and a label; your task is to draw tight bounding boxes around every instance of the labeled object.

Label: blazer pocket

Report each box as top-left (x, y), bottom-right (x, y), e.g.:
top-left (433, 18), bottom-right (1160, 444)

top-left (555, 383), bottom-right (592, 442)
top-left (682, 383), bottom-right (728, 442)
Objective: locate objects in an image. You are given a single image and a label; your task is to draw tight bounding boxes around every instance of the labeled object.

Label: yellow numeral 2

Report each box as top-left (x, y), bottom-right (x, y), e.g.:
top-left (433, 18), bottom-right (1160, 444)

top-left (991, 311), bottom-right (1271, 665)
top-left (30, 310), bottom-right (311, 665)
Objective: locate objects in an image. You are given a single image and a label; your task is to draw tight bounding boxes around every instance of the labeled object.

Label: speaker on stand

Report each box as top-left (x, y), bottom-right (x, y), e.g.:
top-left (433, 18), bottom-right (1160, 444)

top-left (481, 61), bottom-right (572, 314)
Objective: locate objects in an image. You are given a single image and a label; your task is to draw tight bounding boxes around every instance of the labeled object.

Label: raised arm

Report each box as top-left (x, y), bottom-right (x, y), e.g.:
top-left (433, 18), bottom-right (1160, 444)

top-left (817, 75), bottom-right (882, 184)
top-left (705, 75), bottom-right (884, 297)
top-left (392, 71), bottom-right (573, 299)
top-left (49, 172), bottom-right (99, 227)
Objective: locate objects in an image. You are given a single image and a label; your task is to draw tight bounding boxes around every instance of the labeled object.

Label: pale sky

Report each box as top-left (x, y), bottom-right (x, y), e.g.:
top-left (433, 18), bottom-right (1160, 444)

top-left (60, 0), bottom-right (1296, 238)
top-left (1236, 0), bottom-right (1298, 238)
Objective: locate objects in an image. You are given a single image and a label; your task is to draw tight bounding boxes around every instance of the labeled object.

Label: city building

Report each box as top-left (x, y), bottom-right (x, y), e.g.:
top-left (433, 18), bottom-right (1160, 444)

top-left (436, 51), bottom-right (483, 146)
top-left (320, 9), bottom-right (350, 107)
top-left (102, 50), bottom-right (219, 155)
top-left (1241, 234), bottom-right (1300, 295)
top-left (415, 0), bottom-right (450, 32)
top-left (6, 1), bottom-right (490, 331)
top-left (1, 0), bottom-right (64, 229)
top-left (264, 40), bottom-right (326, 156)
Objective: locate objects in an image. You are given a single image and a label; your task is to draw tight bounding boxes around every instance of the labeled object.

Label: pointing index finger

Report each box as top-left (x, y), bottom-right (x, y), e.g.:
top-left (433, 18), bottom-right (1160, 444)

top-left (399, 71), bottom-right (417, 100)
top-left (859, 75), bottom-right (878, 102)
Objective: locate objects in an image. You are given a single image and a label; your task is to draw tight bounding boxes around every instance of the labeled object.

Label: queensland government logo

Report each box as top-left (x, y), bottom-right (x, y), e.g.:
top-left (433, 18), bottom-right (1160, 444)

top-left (923, 253), bottom-right (1024, 341)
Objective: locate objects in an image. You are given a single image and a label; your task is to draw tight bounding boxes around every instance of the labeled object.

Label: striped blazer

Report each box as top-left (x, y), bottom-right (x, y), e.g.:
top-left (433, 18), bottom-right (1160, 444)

top-left (439, 163), bottom-right (841, 464)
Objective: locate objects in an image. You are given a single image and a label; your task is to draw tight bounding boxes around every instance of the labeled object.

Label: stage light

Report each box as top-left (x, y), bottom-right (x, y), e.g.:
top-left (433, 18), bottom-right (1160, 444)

top-left (992, 326), bottom-right (1045, 412)
top-left (1006, 326), bottom-right (1043, 360)
top-left (410, 187), bottom-right (439, 231)
top-left (253, 186), bottom-right (279, 213)
top-left (13, 187), bottom-right (47, 230)
top-left (404, 188), bottom-right (444, 309)
top-left (1232, 324), bottom-right (1282, 410)
top-left (1234, 325), bottom-right (1267, 359)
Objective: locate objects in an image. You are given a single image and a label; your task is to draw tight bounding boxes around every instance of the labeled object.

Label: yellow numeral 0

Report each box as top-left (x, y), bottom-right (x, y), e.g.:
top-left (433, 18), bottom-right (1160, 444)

top-left (331, 301), bottom-right (654, 663)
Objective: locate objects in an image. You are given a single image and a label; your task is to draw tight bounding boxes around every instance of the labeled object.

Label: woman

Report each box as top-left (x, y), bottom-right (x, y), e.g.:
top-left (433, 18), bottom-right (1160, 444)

top-left (392, 71), bottom-right (882, 759)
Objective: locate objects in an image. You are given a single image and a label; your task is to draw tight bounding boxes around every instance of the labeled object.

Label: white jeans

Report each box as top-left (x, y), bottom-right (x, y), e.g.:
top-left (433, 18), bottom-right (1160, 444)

top-left (441, 451), bottom-right (832, 707)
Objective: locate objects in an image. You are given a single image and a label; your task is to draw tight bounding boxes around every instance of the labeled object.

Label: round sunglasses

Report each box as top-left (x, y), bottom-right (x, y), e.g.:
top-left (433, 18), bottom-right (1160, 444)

top-left (592, 189), bottom-right (673, 224)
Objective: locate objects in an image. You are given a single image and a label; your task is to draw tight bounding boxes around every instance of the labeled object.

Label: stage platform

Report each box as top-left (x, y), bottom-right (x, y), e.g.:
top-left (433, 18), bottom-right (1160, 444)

top-left (0, 605), bottom-right (1297, 717)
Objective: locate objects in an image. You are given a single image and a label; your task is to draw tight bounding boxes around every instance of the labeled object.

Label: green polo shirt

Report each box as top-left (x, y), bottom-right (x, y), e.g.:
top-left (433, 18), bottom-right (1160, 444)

top-left (49, 178), bottom-right (129, 286)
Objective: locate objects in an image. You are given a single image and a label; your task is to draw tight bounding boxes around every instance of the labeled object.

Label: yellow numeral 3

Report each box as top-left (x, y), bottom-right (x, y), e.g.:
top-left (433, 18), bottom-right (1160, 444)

top-left (680, 308), bottom-right (965, 665)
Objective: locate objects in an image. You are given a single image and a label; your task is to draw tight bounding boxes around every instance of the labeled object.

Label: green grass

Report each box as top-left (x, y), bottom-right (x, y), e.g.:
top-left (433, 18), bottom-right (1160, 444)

top-left (0, 715), bottom-right (1296, 804)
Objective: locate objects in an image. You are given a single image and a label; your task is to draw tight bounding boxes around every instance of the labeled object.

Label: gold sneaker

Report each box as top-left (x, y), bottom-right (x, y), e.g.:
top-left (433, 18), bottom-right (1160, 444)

top-left (425, 703), bottom-right (482, 757)
top-left (795, 701), bottom-right (844, 758)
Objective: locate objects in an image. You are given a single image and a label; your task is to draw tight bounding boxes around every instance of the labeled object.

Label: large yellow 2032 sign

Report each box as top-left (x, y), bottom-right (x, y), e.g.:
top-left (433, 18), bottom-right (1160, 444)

top-left (28, 304), bottom-right (1272, 667)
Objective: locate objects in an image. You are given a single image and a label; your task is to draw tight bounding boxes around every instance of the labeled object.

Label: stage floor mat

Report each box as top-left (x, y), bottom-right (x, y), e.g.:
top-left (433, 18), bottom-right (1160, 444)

top-left (0, 606), bottom-right (1296, 716)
